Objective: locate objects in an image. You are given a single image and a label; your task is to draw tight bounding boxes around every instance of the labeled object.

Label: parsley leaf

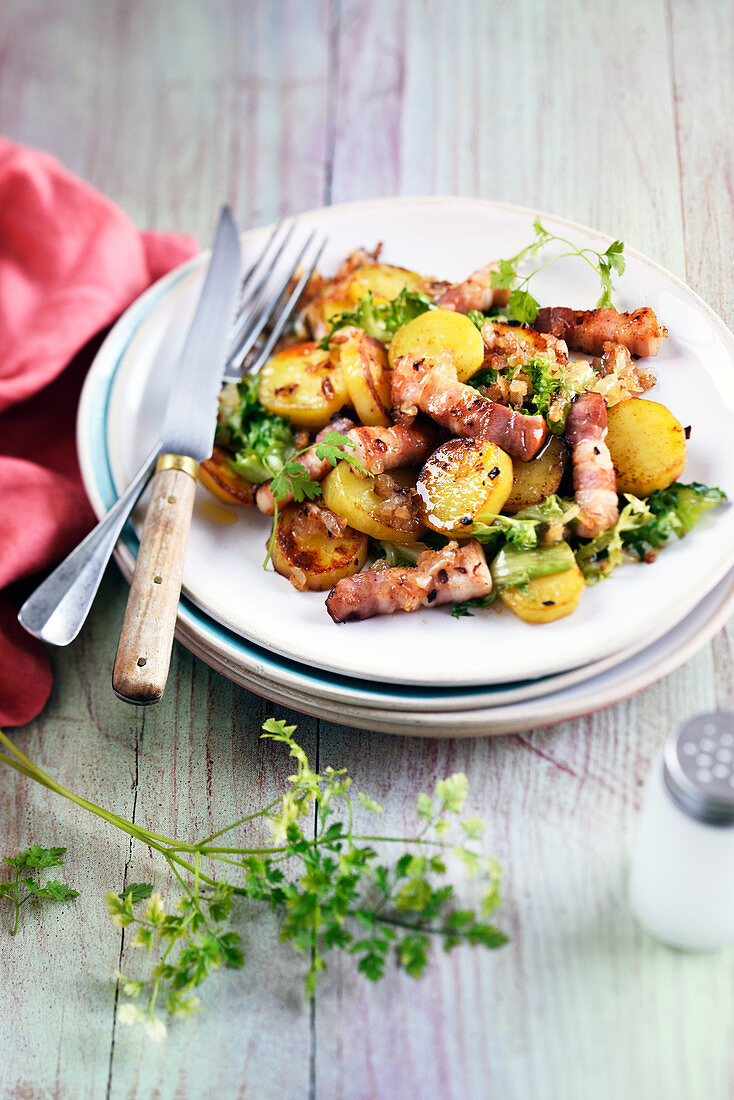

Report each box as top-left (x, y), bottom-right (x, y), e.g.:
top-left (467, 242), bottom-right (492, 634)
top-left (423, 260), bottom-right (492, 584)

top-left (491, 219), bottom-right (627, 324)
top-left (264, 432), bottom-right (372, 567)
top-left (1, 846), bottom-right (78, 934)
top-left (120, 883), bottom-right (155, 903)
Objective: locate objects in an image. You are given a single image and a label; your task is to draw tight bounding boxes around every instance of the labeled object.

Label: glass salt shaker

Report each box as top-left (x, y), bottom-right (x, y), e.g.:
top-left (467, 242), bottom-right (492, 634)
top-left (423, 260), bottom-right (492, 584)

top-left (629, 712), bottom-right (734, 951)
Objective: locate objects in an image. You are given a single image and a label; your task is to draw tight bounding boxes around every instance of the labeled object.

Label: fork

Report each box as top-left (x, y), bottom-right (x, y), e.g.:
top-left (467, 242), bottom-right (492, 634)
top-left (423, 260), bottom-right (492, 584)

top-left (18, 221), bottom-right (327, 647)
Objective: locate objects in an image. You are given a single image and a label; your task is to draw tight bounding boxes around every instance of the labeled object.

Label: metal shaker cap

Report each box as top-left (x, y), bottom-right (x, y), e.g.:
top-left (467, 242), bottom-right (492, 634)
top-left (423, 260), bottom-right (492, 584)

top-left (664, 713), bottom-right (734, 825)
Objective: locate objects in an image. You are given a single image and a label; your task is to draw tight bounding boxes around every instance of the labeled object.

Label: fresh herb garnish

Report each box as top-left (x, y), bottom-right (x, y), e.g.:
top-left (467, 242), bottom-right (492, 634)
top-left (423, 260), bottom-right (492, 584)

top-left (320, 288), bottom-right (436, 348)
top-left (0, 846), bottom-right (78, 934)
top-left (491, 218), bottom-right (627, 324)
top-left (219, 375), bottom-right (295, 482)
top-left (0, 721), bottom-right (507, 1039)
top-left (264, 431), bottom-right (372, 567)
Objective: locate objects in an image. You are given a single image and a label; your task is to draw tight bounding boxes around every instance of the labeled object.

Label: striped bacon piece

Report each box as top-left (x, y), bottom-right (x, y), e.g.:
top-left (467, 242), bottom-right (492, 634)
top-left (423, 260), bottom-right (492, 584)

top-left (347, 419), bottom-right (445, 475)
top-left (565, 393), bottom-right (619, 538)
top-left (326, 539), bottom-right (492, 623)
top-left (255, 419), bottom-right (443, 515)
top-left (391, 351), bottom-right (548, 461)
top-left (435, 262), bottom-right (510, 314)
top-left (534, 306), bottom-right (667, 358)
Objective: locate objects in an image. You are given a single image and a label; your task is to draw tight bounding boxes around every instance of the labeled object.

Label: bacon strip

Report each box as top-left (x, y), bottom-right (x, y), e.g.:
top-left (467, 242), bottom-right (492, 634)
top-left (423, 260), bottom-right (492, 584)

top-left (326, 540), bottom-right (492, 622)
top-left (255, 419), bottom-right (441, 515)
top-left (391, 352), bottom-right (548, 461)
top-left (347, 420), bottom-right (444, 475)
top-left (435, 262), bottom-right (510, 314)
top-left (534, 306), bottom-right (667, 358)
top-left (564, 393), bottom-right (619, 538)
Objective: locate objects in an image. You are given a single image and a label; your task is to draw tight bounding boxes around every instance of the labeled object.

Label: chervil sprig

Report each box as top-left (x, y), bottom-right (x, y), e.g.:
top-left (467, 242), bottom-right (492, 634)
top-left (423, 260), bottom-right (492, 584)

top-left (491, 217), bottom-right (626, 323)
top-left (264, 431), bottom-right (372, 567)
top-left (0, 846), bottom-right (78, 934)
top-left (0, 720), bottom-right (507, 1038)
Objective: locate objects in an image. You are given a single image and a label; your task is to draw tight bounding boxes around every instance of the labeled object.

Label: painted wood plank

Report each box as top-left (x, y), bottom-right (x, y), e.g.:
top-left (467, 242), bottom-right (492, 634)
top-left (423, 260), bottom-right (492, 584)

top-left (0, 0), bottom-right (331, 1096)
top-left (329, 0), bottom-right (685, 273)
top-left (1, 574), bottom-right (143, 1097)
top-left (315, 0), bottom-right (734, 1097)
top-left (669, 0), bottom-right (734, 327)
top-left (1, 0), bottom-right (734, 1098)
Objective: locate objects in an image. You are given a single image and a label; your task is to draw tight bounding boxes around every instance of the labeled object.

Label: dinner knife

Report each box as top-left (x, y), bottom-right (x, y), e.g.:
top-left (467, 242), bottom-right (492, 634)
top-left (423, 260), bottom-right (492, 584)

top-left (111, 206), bottom-right (241, 705)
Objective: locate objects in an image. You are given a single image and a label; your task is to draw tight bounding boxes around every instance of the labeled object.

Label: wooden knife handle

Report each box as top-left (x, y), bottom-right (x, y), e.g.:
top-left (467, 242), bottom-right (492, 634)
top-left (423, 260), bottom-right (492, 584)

top-left (112, 459), bottom-right (197, 704)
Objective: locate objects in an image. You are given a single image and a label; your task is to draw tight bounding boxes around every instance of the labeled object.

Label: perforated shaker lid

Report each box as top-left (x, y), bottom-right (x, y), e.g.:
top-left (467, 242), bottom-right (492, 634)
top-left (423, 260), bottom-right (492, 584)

top-left (664, 713), bottom-right (734, 825)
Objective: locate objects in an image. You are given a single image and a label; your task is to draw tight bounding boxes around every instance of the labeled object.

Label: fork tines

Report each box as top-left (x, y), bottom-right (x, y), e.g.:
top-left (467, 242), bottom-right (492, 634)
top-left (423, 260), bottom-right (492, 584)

top-left (224, 222), bottom-right (327, 382)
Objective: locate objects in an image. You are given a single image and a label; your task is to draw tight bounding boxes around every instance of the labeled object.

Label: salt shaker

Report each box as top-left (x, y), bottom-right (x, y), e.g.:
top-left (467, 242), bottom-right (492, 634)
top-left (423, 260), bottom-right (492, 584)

top-left (628, 712), bottom-right (734, 951)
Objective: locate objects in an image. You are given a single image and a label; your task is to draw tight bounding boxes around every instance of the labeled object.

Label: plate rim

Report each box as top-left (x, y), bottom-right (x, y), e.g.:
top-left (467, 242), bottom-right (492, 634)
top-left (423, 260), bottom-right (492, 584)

top-left (78, 195), bottom-right (734, 700)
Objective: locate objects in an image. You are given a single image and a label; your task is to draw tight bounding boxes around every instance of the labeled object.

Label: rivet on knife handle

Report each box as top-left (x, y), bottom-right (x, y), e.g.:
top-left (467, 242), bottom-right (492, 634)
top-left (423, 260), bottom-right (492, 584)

top-left (112, 457), bottom-right (198, 704)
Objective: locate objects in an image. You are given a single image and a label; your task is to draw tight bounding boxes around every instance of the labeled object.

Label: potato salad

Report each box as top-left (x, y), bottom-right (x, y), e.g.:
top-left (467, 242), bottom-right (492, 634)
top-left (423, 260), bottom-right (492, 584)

top-left (201, 231), bottom-right (726, 625)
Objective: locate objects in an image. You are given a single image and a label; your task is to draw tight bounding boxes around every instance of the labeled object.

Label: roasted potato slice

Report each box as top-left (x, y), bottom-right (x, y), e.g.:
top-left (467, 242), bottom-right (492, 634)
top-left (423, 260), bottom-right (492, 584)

top-left (321, 462), bottom-right (426, 542)
top-left (389, 308), bottom-right (485, 382)
top-left (606, 398), bottom-right (687, 496)
top-left (415, 439), bottom-right (513, 536)
top-left (199, 446), bottom-right (256, 506)
top-left (347, 262), bottom-right (426, 304)
top-left (500, 565), bottom-right (585, 623)
top-left (503, 435), bottom-right (568, 514)
top-left (258, 342), bottom-right (348, 429)
top-left (333, 329), bottom-right (393, 427)
top-left (269, 502), bottom-right (368, 591)
top-left (315, 263), bottom-right (427, 328)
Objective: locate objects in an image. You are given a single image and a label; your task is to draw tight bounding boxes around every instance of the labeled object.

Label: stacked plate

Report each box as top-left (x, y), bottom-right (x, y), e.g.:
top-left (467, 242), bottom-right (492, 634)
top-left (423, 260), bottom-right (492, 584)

top-left (77, 199), bottom-right (734, 737)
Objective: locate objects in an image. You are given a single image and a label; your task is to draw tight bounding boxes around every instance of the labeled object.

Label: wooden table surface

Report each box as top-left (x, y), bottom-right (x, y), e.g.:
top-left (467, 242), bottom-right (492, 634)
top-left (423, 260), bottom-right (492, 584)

top-left (2, 1), bottom-right (734, 1097)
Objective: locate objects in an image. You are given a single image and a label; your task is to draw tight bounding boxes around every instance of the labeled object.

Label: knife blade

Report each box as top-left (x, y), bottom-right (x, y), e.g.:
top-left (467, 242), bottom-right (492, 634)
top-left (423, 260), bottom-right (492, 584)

top-left (112, 206), bottom-right (241, 705)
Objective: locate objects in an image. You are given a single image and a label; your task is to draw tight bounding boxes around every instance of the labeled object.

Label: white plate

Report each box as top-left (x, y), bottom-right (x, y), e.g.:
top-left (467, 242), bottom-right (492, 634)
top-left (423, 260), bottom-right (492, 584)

top-left (175, 565), bottom-right (734, 736)
top-left (77, 285), bottom-right (666, 716)
top-left (103, 198), bottom-right (734, 687)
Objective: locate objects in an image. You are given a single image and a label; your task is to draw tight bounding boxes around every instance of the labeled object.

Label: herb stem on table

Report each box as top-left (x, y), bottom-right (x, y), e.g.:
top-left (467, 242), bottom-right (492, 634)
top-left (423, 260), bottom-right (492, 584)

top-left (0, 720), bottom-right (506, 1039)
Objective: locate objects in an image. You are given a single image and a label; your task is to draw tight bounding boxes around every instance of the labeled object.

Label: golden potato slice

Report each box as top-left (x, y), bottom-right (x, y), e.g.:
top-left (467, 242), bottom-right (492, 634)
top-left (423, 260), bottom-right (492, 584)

top-left (199, 447), bottom-right (256, 506)
top-left (321, 461), bottom-right (426, 542)
top-left (500, 565), bottom-right (585, 623)
top-left (316, 263), bottom-right (426, 328)
top-left (503, 435), bottom-right (568, 514)
top-left (269, 502), bottom-right (368, 591)
top-left (334, 330), bottom-right (393, 427)
top-left (388, 308), bottom-right (485, 382)
top-left (606, 398), bottom-right (687, 497)
top-left (258, 342), bottom-right (348, 429)
top-left (415, 439), bottom-right (513, 536)
top-left (346, 262), bottom-right (426, 304)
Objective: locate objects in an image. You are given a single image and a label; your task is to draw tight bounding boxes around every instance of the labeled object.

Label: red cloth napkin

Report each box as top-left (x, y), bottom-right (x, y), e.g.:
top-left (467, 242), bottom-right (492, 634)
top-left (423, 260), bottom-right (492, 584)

top-left (0, 138), bottom-right (198, 726)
